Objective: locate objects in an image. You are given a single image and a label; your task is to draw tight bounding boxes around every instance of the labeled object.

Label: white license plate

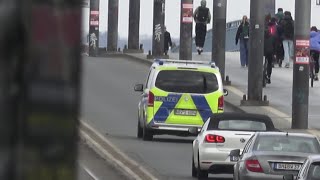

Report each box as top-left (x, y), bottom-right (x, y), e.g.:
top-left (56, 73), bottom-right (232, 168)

top-left (274, 163), bottom-right (301, 171)
top-left (174, 109), bottom-right (197, 116)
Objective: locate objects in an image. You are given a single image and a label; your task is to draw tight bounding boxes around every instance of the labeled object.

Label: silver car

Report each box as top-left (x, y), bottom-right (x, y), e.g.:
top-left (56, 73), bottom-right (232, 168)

top-left (231, 132), bottom-right (320, 180)
top-left (283, 155), bottom-right (320, 180)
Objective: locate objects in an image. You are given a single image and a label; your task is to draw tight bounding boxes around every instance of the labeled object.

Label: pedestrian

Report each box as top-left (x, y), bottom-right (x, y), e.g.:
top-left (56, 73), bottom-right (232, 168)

top-left (275, 8), bottom-right (284, 24)
top-left (235, 15), bottom-right (250, 68)
top-left (279, 11), bottom-right (294, 68)
top-left (163, 26), bottom-right (172, 56)
top-left (310, 26), bottom-right (320, 81)
top-left (193, 0), bottom-right (211, 55)
top-left (264, 17), bottom-right (277, 84)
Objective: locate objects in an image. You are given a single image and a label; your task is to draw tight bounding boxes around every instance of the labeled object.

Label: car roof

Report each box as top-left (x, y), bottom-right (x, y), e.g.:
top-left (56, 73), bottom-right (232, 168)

top-left (256, 131), bottom-right (317, 138)
top-left (151, 59), bottom-right (220, 70)
top-left (208, 112), bottom-right (276, 130)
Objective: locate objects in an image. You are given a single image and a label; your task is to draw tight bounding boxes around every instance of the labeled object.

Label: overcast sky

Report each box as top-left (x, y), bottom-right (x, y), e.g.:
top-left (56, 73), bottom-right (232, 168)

top-left (82, 0), bottom-right (320, 38)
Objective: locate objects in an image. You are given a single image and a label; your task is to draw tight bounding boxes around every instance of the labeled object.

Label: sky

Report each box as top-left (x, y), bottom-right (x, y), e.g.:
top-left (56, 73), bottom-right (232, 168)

top-left (82, 0), bottom-right (320, 39)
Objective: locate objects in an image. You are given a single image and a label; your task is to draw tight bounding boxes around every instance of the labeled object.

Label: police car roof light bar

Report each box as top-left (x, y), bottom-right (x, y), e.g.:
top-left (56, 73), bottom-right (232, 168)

top-left (154, 59), bottom-right (215, 67)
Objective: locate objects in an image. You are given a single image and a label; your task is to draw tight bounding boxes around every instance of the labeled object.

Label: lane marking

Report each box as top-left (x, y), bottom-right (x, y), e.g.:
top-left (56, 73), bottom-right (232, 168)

top-left (80, 130), bottom-right (143, 180)
top-left (225, 86), bottom-right (244, 97)
top-left (79, 163), bottom-right (100, 180)
top-left (81, 121), bottom-right (159, 180)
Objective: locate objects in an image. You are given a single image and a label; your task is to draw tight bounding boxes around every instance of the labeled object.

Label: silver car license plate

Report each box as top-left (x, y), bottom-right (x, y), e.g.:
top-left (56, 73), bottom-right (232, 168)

top-left (174, 109), bottom-right (197, 116)
top-left (274, 163), bottom-right (301, 171)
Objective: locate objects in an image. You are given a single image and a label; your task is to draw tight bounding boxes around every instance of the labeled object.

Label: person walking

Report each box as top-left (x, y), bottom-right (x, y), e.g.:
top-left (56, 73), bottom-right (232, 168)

top-left (279, 11), bottom-right (294, 68)
top-left (193, 0), bottom-right (211, 55)
top-left (264, 17), bottom-right (277, 84)
top-left (235, 15), bottom-right (250, 68)
top-left (275, 8), bottom-right (284, 24)
top-left (163, 26), bottom-right (172, 56)
top-left (310, 26), bottom-right (320, 81)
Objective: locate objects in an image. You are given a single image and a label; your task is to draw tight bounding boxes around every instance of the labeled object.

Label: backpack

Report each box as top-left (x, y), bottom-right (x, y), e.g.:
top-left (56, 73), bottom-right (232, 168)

top-left (268, 25), bottom-right (277, 37)
top-left (196, 7), bottom-right (209, 23)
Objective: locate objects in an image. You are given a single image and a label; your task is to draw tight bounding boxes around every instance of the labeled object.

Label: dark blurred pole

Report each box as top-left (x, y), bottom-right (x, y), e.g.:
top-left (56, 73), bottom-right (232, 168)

top-left (152, 0), bottom-right (165, 58)
top-left (179, 0), bottom-right (193, 60)
top-left (89, 0), bottom-right (100, 56)
top-left (212, 0), bottom-right (228, 84)
top-left (107, 0), bottom-right (119, 52)
top-left (127, 0), bottom-right (142, 52)
top-left (0, 1), bottom-right (21, 179)
top-left (17, 0), bottom-right (82, 179)
top-left (264, 0), bottom-right (275, 16)
top-left (242, 0), bottom-right (267, 105)
top-left (292, 0), bottom-right (311, 129)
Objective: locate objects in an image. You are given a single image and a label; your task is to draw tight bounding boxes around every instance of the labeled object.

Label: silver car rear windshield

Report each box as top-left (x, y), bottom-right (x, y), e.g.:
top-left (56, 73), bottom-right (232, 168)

top-left (254, 136), bottom-right (320, 154)
top-left (217, 120), bottom-right (267, 131)
top-left (155, 70), bottom-right (219, 94)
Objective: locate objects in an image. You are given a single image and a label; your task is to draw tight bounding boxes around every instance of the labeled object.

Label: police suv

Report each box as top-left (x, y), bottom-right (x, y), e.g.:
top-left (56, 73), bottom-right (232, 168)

top-left (134, 59), bottom-right (228, 141)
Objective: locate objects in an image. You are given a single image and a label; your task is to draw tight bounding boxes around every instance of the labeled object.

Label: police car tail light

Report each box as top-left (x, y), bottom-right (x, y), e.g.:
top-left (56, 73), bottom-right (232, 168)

top-left (245, 158), bottom-right (263, 173)
top-left (205, 134), bottom-right (225, 143)
top-left (218, 96), bottom-right (224, 110)
top-left (148, 92), bottom-right (154, 107)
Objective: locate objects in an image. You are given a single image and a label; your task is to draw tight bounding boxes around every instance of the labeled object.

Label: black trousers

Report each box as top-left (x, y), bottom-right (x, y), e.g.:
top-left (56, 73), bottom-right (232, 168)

top-left (195, 23), bottom-right (207, 48)
top-left (265, 53), bottom-right (274, 78)
top-left (311, 50), bottom-right (319, 74)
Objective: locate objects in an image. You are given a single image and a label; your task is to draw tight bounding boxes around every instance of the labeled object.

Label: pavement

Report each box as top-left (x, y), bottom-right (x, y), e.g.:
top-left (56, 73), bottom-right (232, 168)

top-left (122, 52), bottom-right (320, 131)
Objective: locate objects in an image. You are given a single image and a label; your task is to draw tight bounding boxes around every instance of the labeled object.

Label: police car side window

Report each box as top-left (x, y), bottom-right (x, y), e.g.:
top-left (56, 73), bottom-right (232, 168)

top-left (147, 70), bottom-right (156, 89)
top-left (145, 70), bottom-right (152, 88)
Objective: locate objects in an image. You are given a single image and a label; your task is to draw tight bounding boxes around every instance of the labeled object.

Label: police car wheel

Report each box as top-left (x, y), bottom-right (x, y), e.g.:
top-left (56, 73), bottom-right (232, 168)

top-left (137, 121), bottom-right (143, 138)
top-left (197, 153), bottom-right (208, 179)
top-left (192, 155), bottom-right (197, 177)
top-left (142, 125), bottom-right (153, 141)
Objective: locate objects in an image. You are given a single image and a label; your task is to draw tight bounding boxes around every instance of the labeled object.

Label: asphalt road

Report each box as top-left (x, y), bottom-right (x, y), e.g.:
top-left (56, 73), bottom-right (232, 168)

top-left (81, 56), bottom-right (234, 180)
top-left (77, 142), bottom-right (128, 180)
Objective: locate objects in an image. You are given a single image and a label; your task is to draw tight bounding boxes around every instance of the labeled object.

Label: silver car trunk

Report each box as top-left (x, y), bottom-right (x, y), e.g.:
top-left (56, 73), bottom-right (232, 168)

top-left (253, 151), bottom-right (311, 175)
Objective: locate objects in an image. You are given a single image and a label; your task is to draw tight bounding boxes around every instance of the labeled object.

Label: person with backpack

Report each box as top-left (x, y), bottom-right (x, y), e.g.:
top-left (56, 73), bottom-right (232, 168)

top-left (235, 15), bottom-right (250, 68)
top-left (193, 0), bottom-right (211, 55)
top-left (264, 17), bottom-right (277, 84)
top-left (310, 26), bottom-right (320, 81)
top-left (279, 11), bottom-right (294, 68)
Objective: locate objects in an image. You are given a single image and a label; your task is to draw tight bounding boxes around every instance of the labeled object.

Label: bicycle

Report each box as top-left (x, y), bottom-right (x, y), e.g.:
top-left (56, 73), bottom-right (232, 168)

top-left (310, 53), bottom-right (315, 88)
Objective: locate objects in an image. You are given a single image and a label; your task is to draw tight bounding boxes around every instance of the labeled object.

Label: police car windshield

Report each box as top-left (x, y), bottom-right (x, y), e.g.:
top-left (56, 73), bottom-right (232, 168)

top-left (155, 70), bottom-right (219, 94)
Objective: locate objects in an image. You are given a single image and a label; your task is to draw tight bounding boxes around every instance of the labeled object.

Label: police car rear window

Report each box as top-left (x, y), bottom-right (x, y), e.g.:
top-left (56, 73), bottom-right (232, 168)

top-left (155, 70), bottom-right (219, 93)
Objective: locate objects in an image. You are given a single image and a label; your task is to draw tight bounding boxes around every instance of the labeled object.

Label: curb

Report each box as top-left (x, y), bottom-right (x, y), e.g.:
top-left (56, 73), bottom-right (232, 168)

top-left (79, 121), bottom-right (159, 180)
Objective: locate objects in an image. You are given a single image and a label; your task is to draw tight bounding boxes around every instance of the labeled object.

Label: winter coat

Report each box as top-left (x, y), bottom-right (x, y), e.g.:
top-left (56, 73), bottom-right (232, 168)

top-left (235, 22), bottom-right (250, 45)
top-left (310, 31), bottom-right (320, 52)
top-left (264, 22), bottom-right (277, 56)
top-left (279, 15), bottom-right (294, 40)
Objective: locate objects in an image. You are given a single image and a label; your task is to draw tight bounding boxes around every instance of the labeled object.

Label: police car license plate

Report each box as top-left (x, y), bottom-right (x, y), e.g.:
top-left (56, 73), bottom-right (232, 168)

top-left (274, 163), bottom-right (301, 171)
top-left (174, 109), bottom-right (197, 116)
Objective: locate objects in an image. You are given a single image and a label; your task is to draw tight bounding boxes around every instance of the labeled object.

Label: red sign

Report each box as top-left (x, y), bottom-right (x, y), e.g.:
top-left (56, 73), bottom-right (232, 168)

top-left (295, 40), bottom-right (310, 64)
top-left (90, 11), bottom-right (99, 26)
top-left (182, 4), bottom-right (193, 23)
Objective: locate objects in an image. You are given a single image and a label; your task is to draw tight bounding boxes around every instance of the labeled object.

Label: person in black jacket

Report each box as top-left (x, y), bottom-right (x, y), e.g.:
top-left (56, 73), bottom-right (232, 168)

top-left (235, 15), bottom-right (250, 67)
top-left (193, 0), bottom-right (211, 55)
top-left (163, 26), bottom-right (172, 55)
top-left (264, 17), bottom-right (277, 84)
top-left (278, 11), bottom-right (294, 68)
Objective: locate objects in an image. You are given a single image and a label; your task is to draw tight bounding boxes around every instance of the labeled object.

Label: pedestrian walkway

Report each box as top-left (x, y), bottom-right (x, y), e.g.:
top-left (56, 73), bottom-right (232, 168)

top-left (122, 52), bottom-right (320, 131)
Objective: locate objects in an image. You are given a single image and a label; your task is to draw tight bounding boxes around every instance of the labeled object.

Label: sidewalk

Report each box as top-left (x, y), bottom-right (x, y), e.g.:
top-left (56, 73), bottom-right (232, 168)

top-left (121, 51), bottom-right (320, 131)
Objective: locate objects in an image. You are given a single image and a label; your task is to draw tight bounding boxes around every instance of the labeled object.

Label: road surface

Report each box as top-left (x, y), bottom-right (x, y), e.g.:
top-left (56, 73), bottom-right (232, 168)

top-left (81, 56), bottom-right (235, 180)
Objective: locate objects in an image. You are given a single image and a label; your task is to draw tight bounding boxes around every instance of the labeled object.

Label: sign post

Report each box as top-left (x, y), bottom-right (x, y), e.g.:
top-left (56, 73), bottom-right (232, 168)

top-left (179, 0), bottom-right (193, 60)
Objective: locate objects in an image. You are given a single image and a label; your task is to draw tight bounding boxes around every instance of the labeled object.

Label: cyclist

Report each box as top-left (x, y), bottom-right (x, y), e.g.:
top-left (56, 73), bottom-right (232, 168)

top-left (310, 26), bottom-right (320, 81)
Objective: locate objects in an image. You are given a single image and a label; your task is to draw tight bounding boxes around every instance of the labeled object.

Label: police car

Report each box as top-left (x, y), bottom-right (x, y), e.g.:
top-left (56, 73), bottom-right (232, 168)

top-left (134, 59), bottom-right (228, 141)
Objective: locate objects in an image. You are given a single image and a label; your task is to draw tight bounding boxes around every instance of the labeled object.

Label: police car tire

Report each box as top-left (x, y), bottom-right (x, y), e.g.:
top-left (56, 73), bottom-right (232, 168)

top-left (137, 121), bottom-right (143, 138)
top-left (192, 155), bottom-right (197, 177)
top-left (142, 126), bottom-right (153, 141)
top-left (197, 153), bottom-right (208, 179)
